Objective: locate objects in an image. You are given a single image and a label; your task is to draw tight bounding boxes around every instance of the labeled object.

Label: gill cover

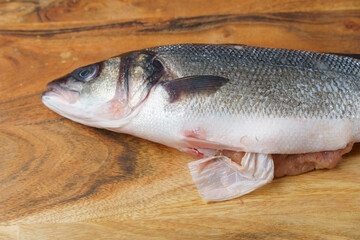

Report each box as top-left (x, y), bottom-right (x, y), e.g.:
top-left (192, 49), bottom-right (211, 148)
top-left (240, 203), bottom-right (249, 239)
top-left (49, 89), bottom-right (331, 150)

top-left (123, 52), bottom-right (165, 109)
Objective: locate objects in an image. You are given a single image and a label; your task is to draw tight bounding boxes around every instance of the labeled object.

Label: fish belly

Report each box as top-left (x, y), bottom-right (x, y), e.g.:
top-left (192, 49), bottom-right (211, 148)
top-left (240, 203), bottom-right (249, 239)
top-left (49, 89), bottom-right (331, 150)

top-left (195, 117), bottom-right (358, 154)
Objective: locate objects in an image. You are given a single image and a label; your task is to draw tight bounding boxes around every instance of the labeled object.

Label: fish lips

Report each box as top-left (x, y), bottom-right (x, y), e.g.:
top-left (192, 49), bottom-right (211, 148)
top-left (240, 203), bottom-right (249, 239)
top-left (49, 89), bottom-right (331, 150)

top-left (42, 81), bottom-right (80, 104)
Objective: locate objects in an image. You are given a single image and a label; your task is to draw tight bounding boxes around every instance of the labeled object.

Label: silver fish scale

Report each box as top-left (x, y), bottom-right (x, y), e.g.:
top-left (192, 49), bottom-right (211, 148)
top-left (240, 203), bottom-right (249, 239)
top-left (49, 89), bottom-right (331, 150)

top-left (152, 44), bottom-right (360, 119)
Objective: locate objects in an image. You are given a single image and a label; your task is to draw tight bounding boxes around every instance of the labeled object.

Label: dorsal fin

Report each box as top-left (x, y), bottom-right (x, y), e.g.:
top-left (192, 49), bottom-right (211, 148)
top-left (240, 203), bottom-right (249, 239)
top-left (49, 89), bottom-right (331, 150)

top-left (161, 75), bottom-right (229, 103)
top-left (328, 53), bottom-right (360, 60)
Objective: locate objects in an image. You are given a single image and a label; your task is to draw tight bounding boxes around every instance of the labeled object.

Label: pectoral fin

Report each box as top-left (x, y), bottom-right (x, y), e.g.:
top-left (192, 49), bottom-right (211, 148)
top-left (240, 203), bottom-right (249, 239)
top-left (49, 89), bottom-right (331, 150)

top-left (162, 75), bottom-right (229, 103)
top-left (188, 153), bottom-right (274, 202)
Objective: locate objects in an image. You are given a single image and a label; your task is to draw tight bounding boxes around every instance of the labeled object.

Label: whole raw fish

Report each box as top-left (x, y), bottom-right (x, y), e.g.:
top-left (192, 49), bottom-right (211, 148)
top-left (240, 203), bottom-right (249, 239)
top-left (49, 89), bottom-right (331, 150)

top-left (42, 44), bottom-right (360, 201)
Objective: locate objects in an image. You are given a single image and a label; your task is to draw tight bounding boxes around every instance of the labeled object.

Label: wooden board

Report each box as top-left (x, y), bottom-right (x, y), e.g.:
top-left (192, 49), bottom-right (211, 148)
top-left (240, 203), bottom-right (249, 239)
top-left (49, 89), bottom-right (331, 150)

top-left (0, 0), bottom-right (360, 239)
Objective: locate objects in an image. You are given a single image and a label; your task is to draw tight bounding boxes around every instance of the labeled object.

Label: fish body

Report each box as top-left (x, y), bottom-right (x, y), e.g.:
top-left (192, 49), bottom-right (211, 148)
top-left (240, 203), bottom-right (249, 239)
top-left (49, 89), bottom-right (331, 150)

top-left (42, 44), bottom-right (360, 201)
top-left (120, 45), bottom-right (360, 154)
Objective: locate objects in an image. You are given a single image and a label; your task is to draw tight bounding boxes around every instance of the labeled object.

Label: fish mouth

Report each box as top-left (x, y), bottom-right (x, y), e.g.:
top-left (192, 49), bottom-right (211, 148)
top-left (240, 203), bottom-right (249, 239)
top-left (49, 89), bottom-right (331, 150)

top-left (42, 82), bottom-right (80, 104)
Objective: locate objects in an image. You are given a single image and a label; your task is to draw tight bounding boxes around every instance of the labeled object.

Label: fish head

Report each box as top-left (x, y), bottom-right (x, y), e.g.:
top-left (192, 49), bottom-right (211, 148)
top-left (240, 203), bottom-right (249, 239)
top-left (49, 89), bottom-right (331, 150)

top-left (42, 52), bottom-right (164, 128)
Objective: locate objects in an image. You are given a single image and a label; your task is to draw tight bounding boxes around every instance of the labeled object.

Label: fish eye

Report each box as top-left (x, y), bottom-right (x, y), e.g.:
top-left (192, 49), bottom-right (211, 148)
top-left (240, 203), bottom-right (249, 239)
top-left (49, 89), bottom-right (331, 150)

top-left (73, 64), bottom-right (99, 82)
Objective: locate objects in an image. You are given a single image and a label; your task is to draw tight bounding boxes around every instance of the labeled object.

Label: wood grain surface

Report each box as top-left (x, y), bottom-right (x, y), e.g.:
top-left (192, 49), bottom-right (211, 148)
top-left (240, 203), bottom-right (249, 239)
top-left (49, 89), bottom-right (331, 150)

top-left (1, 0), bottom-right (360, 239)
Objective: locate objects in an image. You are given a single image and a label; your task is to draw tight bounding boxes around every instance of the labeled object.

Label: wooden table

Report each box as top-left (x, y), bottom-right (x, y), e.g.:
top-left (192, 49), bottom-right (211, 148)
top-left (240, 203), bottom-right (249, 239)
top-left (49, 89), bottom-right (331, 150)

top-left (1, 1), bottom-right (359, 239)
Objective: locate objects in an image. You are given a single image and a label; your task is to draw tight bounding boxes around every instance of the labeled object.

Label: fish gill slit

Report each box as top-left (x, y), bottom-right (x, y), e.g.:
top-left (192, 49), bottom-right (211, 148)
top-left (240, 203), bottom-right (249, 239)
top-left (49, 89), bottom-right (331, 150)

top-left (123, 57), bottom-right (131, 100)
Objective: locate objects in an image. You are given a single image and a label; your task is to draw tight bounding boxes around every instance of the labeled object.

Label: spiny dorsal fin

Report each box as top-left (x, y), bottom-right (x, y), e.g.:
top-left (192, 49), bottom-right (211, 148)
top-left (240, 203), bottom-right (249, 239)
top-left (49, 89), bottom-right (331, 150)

top-left (329, 53), bottom-right (360, 60)
top-left (161, 75), bottom-right (229, 103)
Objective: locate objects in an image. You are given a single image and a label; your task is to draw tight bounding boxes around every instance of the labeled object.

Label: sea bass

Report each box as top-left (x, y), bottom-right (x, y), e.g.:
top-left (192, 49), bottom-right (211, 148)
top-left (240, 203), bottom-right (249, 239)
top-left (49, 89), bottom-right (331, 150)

top-left (42, 44), bottom-right (360, 201)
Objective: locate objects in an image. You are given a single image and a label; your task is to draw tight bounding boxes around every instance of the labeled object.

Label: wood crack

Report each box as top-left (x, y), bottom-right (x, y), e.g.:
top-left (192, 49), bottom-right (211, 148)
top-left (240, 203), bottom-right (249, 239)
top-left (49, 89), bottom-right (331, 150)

top-left (1, 10), bottom-right (359, 37)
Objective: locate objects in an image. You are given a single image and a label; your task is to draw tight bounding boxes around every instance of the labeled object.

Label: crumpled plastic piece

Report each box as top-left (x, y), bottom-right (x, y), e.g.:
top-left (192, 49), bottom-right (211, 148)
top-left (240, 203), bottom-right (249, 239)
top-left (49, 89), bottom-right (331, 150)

top-left (188, 152), bottom-right (274, 202)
